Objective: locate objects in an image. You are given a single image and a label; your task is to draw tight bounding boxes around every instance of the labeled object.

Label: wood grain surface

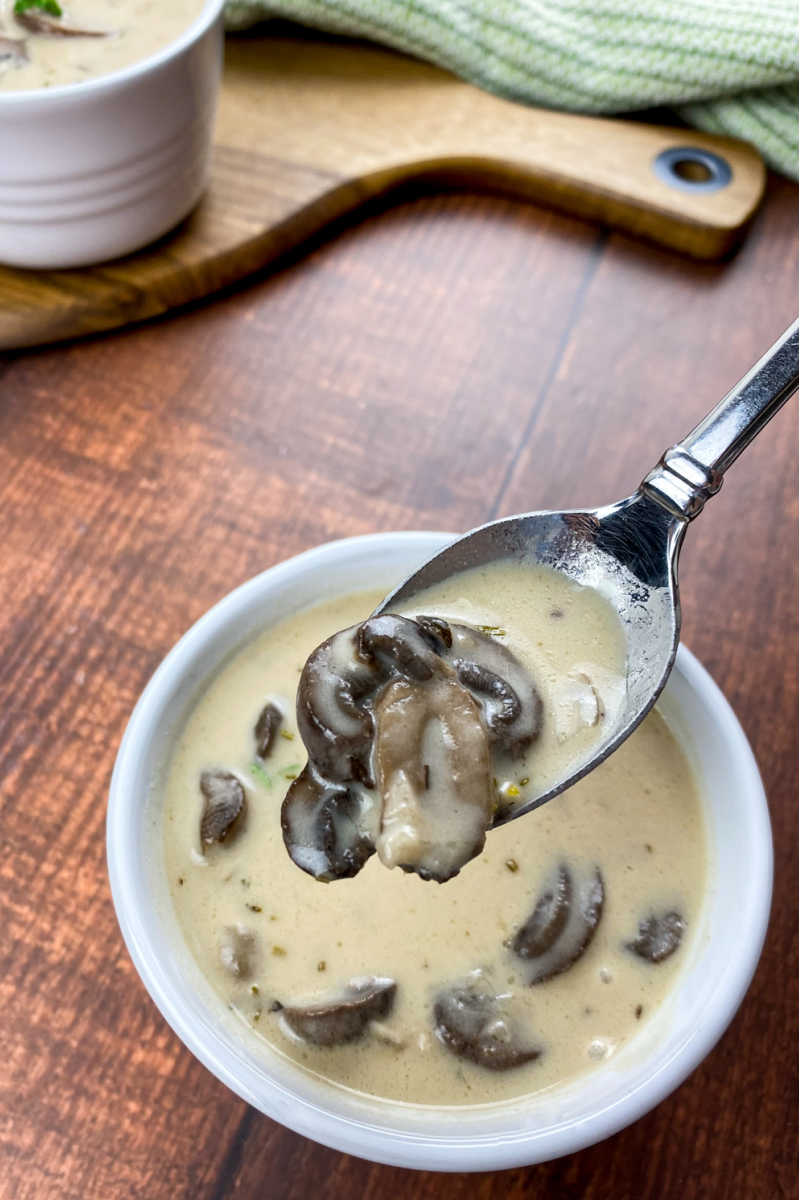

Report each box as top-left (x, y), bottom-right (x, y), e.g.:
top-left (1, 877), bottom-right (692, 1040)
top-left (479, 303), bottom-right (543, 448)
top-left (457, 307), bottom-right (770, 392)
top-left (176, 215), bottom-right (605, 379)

top-left (0, 148), bottom-right (796, 1198)
top-left (0, 30), bottom-right (766, 351)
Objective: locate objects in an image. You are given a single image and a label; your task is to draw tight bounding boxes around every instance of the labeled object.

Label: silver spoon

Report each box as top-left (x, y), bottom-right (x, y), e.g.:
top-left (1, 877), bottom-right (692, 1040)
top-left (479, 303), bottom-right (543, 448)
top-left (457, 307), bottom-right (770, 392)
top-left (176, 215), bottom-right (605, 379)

top-left (376, 321), bottom-right (798, 826)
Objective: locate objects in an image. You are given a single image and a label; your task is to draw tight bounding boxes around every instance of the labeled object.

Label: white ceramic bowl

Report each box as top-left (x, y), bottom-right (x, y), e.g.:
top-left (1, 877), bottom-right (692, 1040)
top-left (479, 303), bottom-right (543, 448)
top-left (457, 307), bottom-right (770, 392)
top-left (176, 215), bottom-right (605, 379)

top-left (0, 0), bottom-right (224, 269)
top-left (107, 531), bottom-right (772, 1171)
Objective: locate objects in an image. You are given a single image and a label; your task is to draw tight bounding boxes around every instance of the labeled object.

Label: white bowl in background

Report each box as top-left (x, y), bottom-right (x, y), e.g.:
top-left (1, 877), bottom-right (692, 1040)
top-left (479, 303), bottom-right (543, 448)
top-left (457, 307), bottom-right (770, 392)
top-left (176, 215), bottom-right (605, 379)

top-left (107, 531), bottom-right (772, 1171)
top-left (0, 0), bottom-right (224, 269)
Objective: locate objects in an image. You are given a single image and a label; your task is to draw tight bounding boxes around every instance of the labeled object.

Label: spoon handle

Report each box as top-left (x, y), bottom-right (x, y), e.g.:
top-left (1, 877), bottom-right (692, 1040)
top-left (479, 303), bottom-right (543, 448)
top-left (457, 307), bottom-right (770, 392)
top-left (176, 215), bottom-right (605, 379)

top-left (642, 321), bottom-right (798, 519)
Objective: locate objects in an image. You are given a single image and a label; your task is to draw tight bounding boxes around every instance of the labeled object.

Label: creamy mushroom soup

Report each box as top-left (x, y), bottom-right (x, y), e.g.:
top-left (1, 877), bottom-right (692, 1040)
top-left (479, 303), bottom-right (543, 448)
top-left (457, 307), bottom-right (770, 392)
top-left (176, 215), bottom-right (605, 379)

top-left (164, 568), bottom-right (707, 1105)
top-left (0, 0), bottom-right (206, 92)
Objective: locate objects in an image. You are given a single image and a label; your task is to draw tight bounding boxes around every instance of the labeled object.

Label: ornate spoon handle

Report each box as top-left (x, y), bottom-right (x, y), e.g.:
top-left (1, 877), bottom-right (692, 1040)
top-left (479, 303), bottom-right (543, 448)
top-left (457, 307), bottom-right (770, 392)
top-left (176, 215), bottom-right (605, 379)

top-left (642, 321), bottom-right (798, 519)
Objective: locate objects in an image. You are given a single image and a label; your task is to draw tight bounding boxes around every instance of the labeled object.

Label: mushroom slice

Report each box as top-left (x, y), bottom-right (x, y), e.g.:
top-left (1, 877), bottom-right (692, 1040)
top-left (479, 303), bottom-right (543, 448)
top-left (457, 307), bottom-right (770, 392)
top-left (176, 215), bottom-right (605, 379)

top-left (626, 910), bottom-right (686, 963)
top-left (413, 614), bottom-right (453, 653)
top-left (511, 864), bottom-right (605, 984)
top-left (433, 981), bottom-right (541, 1071)
top-left (281, 767), bottom-right (376, 880)
top-left (510, 862), bottom-right (571, 959)
top-left (254, 700), bottom-right (282, 759)
top-left (281, 977), bottom-right (396, 1046)
top-left (219, 925), bottom-right (258, 980)
top-left (200, 769), bottom-right (245, 846)
top-left (0, 35), bottom-right (27, 63)
top-left (553, 671), bottom-right (604, 742)
top-left (14, 11), bottom-right (107, 36)
top-left (374, 675), bottom-right (494, 882)
top-left (286, 613), bottom-right (542, 883)
top-left (447, 624), bottom-right (543, 758)
top-left (357, 614), bottom-right (441, 682)
top-left (456, 659), bottom-right (521, 726)
top-left (296, 625), bottom-right (379, 786)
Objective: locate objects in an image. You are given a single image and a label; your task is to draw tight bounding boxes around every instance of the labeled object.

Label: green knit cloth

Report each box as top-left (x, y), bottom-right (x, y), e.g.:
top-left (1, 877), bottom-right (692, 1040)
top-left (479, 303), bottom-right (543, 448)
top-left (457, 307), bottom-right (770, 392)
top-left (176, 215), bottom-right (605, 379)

top-left (224, 0), bottom-right (798, 178)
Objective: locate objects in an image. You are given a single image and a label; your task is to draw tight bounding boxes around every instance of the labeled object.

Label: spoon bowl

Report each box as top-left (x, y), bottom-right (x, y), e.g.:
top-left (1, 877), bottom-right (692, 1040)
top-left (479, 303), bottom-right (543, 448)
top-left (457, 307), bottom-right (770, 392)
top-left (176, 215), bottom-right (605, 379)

top-left (379, 493), bottom-right (683, 822)
top-left (377, 321), bottom-right (798, 822)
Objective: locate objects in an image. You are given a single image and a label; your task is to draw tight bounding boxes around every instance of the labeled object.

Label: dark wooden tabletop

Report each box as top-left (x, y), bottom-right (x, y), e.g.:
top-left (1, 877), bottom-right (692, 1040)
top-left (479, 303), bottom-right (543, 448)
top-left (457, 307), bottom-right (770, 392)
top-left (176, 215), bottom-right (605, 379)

top-left (1, 149), bottom-right (797, 1198)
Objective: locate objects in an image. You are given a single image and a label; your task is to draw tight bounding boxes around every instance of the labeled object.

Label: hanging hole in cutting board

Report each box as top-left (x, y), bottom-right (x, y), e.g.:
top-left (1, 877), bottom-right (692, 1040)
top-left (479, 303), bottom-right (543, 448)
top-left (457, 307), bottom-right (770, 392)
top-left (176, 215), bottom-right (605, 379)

top-left (652, 147), bottom-right (733, 193)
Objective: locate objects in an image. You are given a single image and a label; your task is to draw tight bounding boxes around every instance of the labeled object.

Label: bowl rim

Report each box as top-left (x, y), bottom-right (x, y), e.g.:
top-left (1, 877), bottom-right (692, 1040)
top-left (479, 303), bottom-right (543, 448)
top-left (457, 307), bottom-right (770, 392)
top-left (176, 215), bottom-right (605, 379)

top-left (106, 530), bottom-right (773, 1171)
top-left (0, 0), bottom-right (225, 107)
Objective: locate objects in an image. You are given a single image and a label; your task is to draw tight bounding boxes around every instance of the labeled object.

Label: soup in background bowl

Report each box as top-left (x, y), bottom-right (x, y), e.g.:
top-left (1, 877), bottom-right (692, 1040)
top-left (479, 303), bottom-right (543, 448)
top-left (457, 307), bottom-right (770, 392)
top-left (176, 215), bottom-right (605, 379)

top-left (107, 531), bottom-right (772, 1171)
top-left (0, 0), bottom-right (224, 268)
top-left (0, 0), bottom-right (208, 92)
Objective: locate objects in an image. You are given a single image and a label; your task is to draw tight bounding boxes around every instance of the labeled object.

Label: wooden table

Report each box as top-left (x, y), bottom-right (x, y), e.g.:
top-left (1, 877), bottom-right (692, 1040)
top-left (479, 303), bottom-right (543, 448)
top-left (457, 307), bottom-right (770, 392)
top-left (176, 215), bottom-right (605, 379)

top-left (1, 137), bottom-right (796, 1198)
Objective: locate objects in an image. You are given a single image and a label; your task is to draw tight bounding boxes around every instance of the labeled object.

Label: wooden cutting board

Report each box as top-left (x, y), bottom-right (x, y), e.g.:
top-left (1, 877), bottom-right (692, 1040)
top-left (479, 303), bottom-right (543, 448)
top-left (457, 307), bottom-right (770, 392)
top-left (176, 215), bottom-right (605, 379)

top-left (0, 31), bottom-right (766, 351)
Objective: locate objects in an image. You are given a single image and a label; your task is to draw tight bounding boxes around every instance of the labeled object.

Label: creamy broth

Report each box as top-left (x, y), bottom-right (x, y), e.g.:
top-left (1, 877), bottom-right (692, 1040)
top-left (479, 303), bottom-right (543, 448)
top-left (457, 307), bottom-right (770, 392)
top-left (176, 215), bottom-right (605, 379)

top-left (398, 561), bottom-right (629, 805)
top-left (0, 0), bottom-right (206, 92)
top-left (164, 569), bottom-right (707, 1105)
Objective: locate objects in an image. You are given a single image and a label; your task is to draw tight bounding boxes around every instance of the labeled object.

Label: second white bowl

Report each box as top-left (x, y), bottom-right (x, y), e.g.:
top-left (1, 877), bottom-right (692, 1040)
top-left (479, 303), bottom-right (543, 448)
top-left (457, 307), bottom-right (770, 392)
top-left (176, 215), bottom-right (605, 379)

top-left (0, 0), bottom-right (224, 269)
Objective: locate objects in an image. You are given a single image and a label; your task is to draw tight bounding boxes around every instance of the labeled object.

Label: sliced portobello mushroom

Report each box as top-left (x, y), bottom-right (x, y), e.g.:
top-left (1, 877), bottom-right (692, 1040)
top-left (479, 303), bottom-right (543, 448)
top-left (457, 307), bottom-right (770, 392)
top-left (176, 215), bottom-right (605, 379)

top-left (625, 910), bottom-right (685, 963)
top-left (433, 980), bottom-right (541, 1071)
top-left (296, 625), bottom-right (380, 786)
top-left (285, 612), bottom-right (541, 881)
top-left (357, 614), bottom-right (441, 681)
top-left (374, 676), bottom-right (494, 883)
top-left (446, 623), bottom-right (543, 759)
top-left (200, 769), bottom-right (245, 846)
top-left (280, 976), bottom-right (396, 1046)
top-left (0, 34), bottom-right (27, 62)
top-left (14, 9), bottom-right (108, 36)
top-left (414, 614), bottom-right (453, 653)
top-left (219, 925), bottom-right (258, 980)
top-left (511, 863), bottom-right (605, 984)
top-left (374, 674), bottom-right (494, 882)
top-left (510, 862), bottom-right (571, 958)
top-left (552, 671), bottom-right (604, 743)
top-left (281, 767), bottom-right (376, 881)
top-left (254, 700), bottom-right (282, 759)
